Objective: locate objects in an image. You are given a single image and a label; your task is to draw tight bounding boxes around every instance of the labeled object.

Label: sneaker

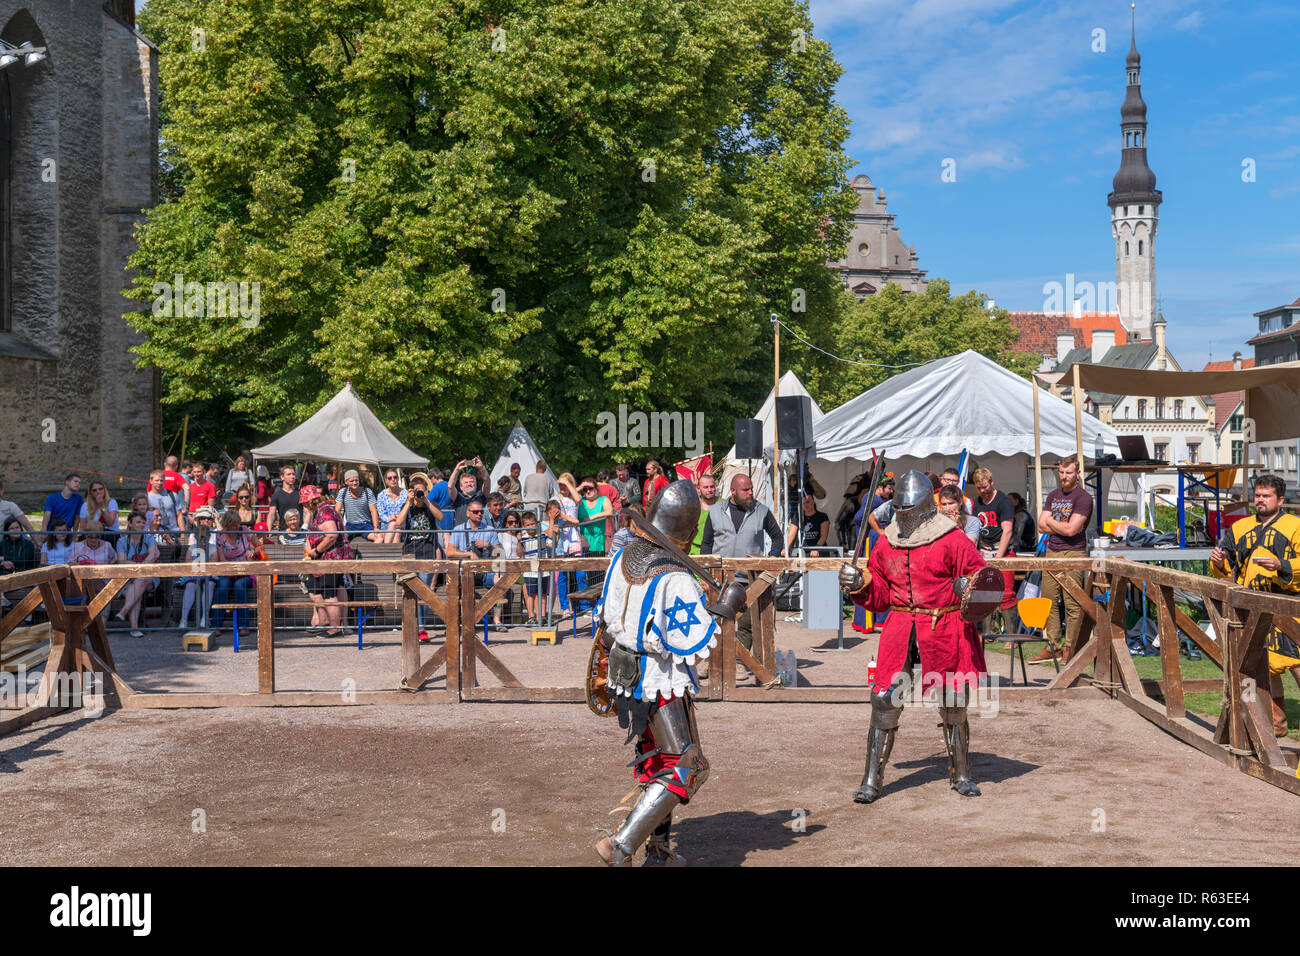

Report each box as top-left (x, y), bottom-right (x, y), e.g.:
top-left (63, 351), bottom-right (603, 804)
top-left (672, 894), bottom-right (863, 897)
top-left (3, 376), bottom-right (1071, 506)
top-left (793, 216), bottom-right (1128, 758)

top-left (1026, 647), bottom-right (1057, 664)
top-left (130, 630), bottom-right (144, 639)
top-left (418, 630), bottom-right (430, 643)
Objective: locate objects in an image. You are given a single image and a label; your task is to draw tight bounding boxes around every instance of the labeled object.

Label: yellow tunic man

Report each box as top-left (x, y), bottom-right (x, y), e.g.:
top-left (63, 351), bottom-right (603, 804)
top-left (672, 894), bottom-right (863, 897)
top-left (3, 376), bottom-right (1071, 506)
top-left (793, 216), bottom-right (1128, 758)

top-left (1210, 473), bottom-right (1300, 737)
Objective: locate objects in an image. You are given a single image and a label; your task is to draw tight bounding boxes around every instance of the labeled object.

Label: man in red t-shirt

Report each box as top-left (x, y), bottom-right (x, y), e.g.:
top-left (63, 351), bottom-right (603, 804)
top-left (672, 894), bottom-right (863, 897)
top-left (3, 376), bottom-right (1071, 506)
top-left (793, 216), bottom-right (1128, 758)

top-left (184, 460), bottom-right (219, 514)
top-left (642, 459), bottom-right (670, 508)
top-left (162, 455), bottom-right (187, 495)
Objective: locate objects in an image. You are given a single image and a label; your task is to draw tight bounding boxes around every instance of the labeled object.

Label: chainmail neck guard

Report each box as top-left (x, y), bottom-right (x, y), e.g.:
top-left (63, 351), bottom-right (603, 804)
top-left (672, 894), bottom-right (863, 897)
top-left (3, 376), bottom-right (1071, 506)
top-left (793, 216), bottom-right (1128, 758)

top-left (621, 536), bottom-right (692, 585)
top-left (884, 511), bottom-right (959, 549)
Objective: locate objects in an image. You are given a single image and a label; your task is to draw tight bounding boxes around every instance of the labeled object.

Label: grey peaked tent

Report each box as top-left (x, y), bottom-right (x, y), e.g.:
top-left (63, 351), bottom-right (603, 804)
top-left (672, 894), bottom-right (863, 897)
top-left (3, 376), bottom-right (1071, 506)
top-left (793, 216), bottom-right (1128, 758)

top-left (251, 383), bottom-right (427, 468)
top-left (489, 420), bottom-right (557, 489)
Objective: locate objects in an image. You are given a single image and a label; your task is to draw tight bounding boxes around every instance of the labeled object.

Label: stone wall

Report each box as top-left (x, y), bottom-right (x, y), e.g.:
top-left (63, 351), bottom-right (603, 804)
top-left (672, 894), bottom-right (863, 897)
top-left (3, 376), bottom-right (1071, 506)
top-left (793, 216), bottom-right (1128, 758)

top-left (0, 1), bottom-right (157, 511)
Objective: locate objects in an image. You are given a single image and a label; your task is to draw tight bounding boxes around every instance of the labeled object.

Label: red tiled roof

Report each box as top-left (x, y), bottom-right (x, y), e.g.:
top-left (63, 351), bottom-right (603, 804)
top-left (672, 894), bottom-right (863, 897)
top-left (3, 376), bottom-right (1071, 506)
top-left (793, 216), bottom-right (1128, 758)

top-left (1006, 311), bottom-right (1129, 355)
top-left (1202, 359), bottom-right (1253, 431)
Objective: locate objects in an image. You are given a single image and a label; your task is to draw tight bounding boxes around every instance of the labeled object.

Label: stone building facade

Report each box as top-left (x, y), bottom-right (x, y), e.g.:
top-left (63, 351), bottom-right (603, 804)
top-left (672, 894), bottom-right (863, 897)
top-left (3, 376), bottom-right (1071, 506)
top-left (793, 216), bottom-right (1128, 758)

top-left (827, 173), bottom-right (927, 299)
top-left (0, 0), bottom-right (157, 508)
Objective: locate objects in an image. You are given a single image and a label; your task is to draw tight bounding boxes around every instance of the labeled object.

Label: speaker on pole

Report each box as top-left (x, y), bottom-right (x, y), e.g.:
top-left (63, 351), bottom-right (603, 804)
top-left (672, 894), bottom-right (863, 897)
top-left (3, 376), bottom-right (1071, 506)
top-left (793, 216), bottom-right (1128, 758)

top-left (734, 419), bottom-right (763, 459)
top-left (775, 395), bottom-right (814, 449)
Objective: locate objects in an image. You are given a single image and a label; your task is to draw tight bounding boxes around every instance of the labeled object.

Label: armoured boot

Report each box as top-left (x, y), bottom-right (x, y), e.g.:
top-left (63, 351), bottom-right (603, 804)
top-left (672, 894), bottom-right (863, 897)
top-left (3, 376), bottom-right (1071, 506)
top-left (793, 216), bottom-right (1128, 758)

top-left (643, 817), bottom-right (685, 866)
top-left (939, 704), bottom-right (981, 797)
top-left (854, 691), bottom-right (903, 804)
top-left (596, 781), bottom-right (681, 866)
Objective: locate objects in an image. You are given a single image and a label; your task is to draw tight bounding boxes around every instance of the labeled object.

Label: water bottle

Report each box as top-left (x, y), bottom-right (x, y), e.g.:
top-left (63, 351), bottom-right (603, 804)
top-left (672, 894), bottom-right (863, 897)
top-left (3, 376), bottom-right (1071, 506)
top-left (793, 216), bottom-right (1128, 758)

top-left (1094, 432), bottom-right (1104, 463)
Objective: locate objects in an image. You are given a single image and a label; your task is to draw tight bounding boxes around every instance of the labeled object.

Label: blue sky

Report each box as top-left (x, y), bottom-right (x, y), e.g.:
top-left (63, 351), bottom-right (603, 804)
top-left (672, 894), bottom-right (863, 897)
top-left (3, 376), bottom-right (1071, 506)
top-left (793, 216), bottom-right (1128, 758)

top-left (808, 0), bottom-right (1300, 367)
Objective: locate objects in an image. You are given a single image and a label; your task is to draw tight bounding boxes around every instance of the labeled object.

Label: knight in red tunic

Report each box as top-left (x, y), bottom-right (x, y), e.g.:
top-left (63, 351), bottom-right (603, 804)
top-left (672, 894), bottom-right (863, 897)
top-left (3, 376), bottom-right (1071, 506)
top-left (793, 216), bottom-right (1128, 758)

top-left (839, 470), bottom-right (989, 803)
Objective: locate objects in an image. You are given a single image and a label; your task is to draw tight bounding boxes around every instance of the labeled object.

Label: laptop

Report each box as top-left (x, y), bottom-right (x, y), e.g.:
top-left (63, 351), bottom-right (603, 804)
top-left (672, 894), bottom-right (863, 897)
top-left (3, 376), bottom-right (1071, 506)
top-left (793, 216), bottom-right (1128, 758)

top-left (1117, 434), bottom-right (1161, 466)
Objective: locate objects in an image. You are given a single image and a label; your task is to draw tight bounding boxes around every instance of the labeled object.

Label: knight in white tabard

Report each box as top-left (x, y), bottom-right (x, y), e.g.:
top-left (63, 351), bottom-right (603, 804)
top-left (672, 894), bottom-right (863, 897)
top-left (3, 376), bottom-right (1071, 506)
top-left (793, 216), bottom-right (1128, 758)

top-left (592, 480), bottom-right (718, 866)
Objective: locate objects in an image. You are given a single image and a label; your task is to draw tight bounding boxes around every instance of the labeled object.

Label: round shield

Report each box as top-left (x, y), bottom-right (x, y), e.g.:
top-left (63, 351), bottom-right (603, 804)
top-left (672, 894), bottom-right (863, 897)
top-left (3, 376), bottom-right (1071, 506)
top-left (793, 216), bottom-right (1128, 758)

top-left (960, 566), bottom-right (1006, 623)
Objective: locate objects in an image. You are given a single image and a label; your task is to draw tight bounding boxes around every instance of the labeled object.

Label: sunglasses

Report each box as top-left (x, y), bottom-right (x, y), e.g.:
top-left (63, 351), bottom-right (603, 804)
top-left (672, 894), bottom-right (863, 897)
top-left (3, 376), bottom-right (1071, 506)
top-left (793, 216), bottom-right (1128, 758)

top-left (238, 496), bottom-right (251, 501)
top-left (468, 509), bottom-right (484, 515)
top-left (386, 475), bottom-right (398, 480)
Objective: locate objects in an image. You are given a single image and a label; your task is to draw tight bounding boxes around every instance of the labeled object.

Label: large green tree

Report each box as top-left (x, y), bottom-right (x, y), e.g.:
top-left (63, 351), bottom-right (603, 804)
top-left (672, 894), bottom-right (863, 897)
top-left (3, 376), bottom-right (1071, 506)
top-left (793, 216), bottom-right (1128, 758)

top-left (128, 0), bottom-right (857, 471)
top-left (817, 279), bottom-right (1038, 408)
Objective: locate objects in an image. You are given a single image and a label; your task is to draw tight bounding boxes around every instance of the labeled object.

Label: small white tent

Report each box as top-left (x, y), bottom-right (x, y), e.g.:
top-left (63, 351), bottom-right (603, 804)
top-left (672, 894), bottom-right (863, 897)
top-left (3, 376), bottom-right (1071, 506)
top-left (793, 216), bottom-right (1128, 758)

top-left (490, 421), bottom-right (557, 492)
top-left (806, 350), bottom-right (1122, 544)
top-left (252, 383), bottom-right (427, 468)
top-left (719, 370), bottom-right (825, 512)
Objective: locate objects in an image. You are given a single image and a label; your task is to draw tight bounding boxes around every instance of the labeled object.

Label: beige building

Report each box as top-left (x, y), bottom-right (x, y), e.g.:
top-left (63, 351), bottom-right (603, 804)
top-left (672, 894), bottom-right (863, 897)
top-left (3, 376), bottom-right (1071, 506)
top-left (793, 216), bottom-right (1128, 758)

top-left (827, 173), bottom-right (927, 300)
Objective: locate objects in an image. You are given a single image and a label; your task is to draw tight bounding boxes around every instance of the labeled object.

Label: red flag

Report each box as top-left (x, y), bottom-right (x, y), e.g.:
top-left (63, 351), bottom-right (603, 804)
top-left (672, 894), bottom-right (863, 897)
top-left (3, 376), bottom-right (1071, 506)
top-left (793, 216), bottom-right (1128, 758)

top-left (674, 455), bottom-right (712, 483)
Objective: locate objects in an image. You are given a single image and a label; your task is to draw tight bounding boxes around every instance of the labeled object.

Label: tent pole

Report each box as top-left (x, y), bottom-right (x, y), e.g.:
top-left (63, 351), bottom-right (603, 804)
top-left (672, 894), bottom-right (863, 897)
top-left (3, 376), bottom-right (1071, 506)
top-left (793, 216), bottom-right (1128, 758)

top-left (1032, 372), bottom-right (1043, 513)
top-left (773, 318), bottom-right (781, 529)
top-left (1072, 364), bottom-right (1085, 475)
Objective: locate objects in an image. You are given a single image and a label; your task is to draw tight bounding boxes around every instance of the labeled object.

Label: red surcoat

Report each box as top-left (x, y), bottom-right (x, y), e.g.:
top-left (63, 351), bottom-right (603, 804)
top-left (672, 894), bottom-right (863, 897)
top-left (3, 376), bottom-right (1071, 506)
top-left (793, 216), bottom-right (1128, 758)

top-left (854, 522), bottom-right (988, 694)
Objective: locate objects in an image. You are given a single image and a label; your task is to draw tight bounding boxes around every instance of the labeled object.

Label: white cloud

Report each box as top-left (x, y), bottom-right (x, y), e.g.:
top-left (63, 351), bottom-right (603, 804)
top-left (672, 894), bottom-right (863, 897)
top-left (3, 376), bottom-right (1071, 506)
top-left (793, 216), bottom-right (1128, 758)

top-left (1174, 11), bottom-right (1203, 30)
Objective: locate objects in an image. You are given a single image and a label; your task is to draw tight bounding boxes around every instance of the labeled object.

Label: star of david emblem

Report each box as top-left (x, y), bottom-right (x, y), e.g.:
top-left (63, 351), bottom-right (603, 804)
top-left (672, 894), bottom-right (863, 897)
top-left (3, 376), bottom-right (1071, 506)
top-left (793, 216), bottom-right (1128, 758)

top-left (663, 596), bottom-right (701, 637)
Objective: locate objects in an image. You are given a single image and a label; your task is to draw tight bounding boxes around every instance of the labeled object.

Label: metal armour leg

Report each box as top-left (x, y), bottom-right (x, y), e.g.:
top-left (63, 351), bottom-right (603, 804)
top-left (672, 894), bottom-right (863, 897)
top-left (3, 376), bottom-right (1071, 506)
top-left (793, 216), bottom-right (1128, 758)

top-left (939, 704), bottom-right (981, 797)
top-left (854, 690), bottom-right (903, 804)
top-left (611, 783), bottom-right (680, 863)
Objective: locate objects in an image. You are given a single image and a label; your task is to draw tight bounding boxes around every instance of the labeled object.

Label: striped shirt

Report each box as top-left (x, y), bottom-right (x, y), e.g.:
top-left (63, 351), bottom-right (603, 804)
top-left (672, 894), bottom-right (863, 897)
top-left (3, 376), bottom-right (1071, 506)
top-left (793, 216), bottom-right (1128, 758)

top-left (335, 486), bottom-right (377, 525)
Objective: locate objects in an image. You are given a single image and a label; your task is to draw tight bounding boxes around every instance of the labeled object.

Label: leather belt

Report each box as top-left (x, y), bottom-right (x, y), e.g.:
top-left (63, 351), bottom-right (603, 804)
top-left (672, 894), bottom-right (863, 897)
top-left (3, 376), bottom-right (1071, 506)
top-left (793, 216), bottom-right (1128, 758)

top-left (890, 603), bottom-right (960, 626)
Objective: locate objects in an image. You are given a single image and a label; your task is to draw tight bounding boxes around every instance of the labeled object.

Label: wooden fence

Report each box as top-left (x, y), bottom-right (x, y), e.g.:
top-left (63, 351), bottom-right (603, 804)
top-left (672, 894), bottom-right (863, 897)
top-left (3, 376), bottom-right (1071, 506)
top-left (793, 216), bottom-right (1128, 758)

top-left (1, 555), bottom-right (1297, 795)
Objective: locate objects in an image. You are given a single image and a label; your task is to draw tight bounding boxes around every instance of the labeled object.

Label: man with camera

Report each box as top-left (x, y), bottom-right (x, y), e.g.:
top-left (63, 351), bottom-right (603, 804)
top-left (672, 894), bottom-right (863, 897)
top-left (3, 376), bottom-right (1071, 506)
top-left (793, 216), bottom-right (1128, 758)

top-left (395, 472), bottom-right (444, 642)
top-left (449, 457), bottom-right (489, 525)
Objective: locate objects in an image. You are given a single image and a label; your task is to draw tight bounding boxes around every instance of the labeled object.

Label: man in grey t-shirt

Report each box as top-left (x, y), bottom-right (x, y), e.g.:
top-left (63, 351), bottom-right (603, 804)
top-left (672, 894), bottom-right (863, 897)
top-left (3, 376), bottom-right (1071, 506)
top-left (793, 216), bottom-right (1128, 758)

top-left (522, 459), bottom-right (555, 517)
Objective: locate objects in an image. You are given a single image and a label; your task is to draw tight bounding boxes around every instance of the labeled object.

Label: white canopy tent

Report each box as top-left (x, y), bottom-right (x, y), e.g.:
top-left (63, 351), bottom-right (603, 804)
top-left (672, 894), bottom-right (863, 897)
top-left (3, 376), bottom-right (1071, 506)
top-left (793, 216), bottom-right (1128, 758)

top-left (719, 370), bottom-right (826, 513)
top-left (251, 383), bottom-right (427, 468)
top-left (803, 350), bottom-right (1122, 543)
top-left (489, 420), bottom-right (557, 491)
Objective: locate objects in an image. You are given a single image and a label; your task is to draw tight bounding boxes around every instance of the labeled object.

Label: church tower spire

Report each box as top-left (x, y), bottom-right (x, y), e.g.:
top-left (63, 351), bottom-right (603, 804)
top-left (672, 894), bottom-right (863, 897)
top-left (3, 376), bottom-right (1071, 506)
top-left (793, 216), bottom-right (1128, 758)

top-left (1108, 3), bottom-right (1161, 340)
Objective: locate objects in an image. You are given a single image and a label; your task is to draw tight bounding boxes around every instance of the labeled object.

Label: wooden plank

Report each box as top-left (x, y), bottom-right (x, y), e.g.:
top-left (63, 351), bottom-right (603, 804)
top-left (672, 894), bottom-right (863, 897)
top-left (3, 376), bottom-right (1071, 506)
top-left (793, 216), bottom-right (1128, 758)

top-left (0, 564), bottom-right (63, 592)
top-left (37, 580), bottom-right (67, 632)
top-left (82, 646), bottom-right (136, 702)
top-left (1207, 598), bottom-right (1245, 750)
top-left (1225, 587), bottom-right (1300, 616)
top-left (0, 588), bottom-right (46, 640)
top-left (472, 571), bottom-right (522, 623)
top-left (121, 690), bottom-right (452, 708)
top-left (1241, 694), bottom-right (1291, 770)
top-left (1153, 585), bottom-right (1185, 718)
top-left (1051, 571), bottom-right (1102, 624)
top-left (1238, 756), bottom-right (1300, 797)
top-left (735, 638), bottom-right (776, 686)
top-left (1111, 639), bottom-right (1144, 699)
top-left (399, 574), bottom-right (447, 625)
top-left (1140, 678), bottom-right (1225, 695)
top-left (720, 613), bottom-right (736, 697)
top-left (1173, 605), bottom-right (1224, 668)
top-left (462, 686), bottom-right (586, 702)
top-left (401, 645), bottom-right (448, 692)
top-left (401, 587), bottom-right (420, 686)
top-left (471, 640), bottom-right (524, 688)
top-left (758, 578), bottom-right (776, 674)
top-left (444, 570), bottom-right (461, 701)
top-left (257, 575), bottom-right (274, 694)
top-left (85, 609), bottom-right (117, 674)
top-left (1114, 689), bottom-right (1236, 770)
top-left (459, 569), bottom-right (477, 690)
top-left (86, 577), bottom-right (128, 620)
top-left (1045, 632), bottom-right (1097, 690)
top-left (0, 705), bottom-right (67, 738)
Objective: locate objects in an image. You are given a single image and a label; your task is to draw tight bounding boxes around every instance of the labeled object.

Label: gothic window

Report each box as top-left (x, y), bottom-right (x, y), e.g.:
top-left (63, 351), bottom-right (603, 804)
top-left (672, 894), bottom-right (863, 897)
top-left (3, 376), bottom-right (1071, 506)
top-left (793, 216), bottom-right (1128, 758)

top-left (1124, 241), bottom-right (1130, 255)
top-left (1138, 240), bottom-right (1144, 255)
top-left (1124, 205), bottom-right (1129, 216)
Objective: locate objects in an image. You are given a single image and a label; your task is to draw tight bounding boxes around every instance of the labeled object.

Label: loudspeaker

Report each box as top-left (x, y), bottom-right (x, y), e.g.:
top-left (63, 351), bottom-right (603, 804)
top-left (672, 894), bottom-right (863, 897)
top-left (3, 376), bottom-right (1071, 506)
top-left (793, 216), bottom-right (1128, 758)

top-left (775, 395), bottom-right (814, 449)
top-left (734, 418), bottom-right (763, 459)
